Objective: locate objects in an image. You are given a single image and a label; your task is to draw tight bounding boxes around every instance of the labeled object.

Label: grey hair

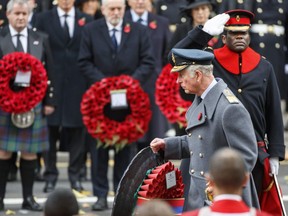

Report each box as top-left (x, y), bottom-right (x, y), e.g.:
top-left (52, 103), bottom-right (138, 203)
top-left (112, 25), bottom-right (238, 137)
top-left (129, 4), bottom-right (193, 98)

top-left (187, 64), bottom-right (213, 77)
top-left (7, 0), bottom-right (31, 13)
top-left (102, 0), bottom-right (125, 6)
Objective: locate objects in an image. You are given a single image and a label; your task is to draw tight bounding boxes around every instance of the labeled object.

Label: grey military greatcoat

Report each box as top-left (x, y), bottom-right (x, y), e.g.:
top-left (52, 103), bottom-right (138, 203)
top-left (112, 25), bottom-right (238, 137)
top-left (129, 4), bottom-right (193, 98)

top-left (163, 79), bottom-right (258, 211)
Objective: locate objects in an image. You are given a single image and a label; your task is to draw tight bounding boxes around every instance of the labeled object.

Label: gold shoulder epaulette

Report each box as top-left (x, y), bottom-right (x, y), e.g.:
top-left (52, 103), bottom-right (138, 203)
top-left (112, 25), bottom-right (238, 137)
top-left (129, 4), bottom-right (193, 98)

top-left (223, 88), bottom-right (239, 104)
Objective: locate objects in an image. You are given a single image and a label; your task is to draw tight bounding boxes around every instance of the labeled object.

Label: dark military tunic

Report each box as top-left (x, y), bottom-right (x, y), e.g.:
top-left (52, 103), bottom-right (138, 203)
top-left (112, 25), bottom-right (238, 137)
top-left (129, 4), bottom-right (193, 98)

top-left (216, 0), bottom-right (288, 99)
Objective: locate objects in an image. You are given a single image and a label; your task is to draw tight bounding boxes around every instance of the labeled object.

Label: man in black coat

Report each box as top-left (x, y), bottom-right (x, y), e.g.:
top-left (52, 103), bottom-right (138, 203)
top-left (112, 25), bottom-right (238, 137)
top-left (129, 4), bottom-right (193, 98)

top-left (35, 0), bottom-right (93, 193)
top-left (78, 0), bottom-right (155, 211)
top-left (125, 0), bottom-right (172, 151)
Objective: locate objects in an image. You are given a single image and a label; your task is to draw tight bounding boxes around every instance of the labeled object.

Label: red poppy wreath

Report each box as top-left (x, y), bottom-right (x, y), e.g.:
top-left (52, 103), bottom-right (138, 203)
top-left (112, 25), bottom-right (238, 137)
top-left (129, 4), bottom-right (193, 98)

top-left (0, 52), bottom-right (47, 113)
top-left (155, 64), bottom-right (191, 128)
top-left (81, 75), bottom-right (152, 151)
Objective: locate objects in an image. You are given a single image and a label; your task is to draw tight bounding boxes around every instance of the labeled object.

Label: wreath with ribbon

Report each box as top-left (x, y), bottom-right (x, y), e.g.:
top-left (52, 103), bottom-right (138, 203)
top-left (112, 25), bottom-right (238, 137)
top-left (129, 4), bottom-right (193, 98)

top-left (81, 75), bottom-right (152, 151)
top-left (155, 64), bottom-right (191, 128)
top-left (0, 52), bottom-right (47, 113)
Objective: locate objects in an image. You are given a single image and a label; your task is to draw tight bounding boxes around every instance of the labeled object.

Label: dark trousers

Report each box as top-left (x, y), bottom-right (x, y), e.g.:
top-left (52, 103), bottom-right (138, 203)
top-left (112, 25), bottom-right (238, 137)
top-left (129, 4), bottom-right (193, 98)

top-left (87, 133), bottom-right (133, 198)
top-left (43, 126), bottom-right (85, 184)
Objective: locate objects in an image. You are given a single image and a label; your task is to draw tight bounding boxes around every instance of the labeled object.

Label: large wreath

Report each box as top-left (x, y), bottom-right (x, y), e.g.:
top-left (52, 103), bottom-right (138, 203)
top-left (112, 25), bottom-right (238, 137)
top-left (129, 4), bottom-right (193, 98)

top-left (81, 75), bottom-right (152, 151)
top-left (155, 64), bottom-right (191, 128)
top-left (0, 52), bottom-right (47, 113)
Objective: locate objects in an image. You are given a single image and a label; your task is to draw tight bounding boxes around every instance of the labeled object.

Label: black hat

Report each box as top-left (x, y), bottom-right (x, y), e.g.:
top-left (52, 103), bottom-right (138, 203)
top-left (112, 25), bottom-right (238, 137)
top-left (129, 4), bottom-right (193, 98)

top-left (171, 48), bottom-right (214, 72)
top-left (180, 0), bottom-right (213, 15)
top-left (224, 9), bottom-right (254, 32)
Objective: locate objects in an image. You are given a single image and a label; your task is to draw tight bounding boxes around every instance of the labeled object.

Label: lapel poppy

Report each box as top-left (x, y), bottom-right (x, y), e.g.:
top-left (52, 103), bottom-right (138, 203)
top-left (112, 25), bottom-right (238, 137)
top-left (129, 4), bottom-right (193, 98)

top-left (198, 113), bottom-right (203, 121)
top-left (124, 23), bottom-right (131, 33)
top-left (78, 17), bottom-right (86, 26)
top-left (149, 20), bottom-right (157, 29)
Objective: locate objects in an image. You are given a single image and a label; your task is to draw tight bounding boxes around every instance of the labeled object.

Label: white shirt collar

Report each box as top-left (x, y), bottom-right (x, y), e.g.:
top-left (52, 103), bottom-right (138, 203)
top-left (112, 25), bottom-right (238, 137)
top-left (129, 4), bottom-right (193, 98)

top-left (9, 25), bottom-right (28, 37)
top-left (106, 20), bottom-right (123, 32)
top-left (214, 194), bottom-right (242, 202)
top-left (130, 9), bottom-right (148, 24)
top-left (201, 78), bottom-right (217, 100)
top-left (57, 6), bottom-right (75, 18)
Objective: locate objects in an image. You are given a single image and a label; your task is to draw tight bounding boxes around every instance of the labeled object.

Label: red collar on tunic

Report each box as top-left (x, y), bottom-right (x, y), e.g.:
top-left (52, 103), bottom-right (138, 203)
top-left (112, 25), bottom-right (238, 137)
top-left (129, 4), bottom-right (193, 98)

top-left (210, 199), bottom-right (250, 213)
top-left (214, 45), bottom-right (260, 74)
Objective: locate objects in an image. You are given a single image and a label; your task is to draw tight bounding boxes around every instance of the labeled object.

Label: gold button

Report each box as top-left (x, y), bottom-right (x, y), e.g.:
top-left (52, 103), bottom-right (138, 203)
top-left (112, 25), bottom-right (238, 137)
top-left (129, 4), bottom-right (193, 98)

top-left (258, 20), bottom-right (263, 24)
top-left (279, 8), bottom-right (284, 13)
top-left (190, 151), bottom-right (193, 155)
top-left (278, 20), bottom-right (282, 25)
top-left (256, 0), bottom-right (261, 2)
top-left (238, 89), bottom-right (242, 93)
top-left (259, 42), bottom-right (265, 48)
top-left (188, 133), bottom-right (192, 137)
top-left (216, 0), bottom-right (222, 2)
top-left (275, 43), bottom-right (280, 49)
top-left (0, 5), bottom-right (2, 10)
top-left (200, 171), bottom-right (204, 176)
top-left (259, 32), bottom-right (264, 37)
top-left (47, 80), bottom-right (51, 85)
top-left (49, 93), bottom-right (53, 98)
top-left (278, 0), bottom-right (283, 3)
top-left (198, 135), bottom-right (202, 139)
top-left (50, 87), bottom-right (54, 91)
top-left (257, 8), bottom-right (263, 13)
top-left (190, 169), bottom-right (195, 174)
top-left (237, 0), bottom-right (243, 4)
top-left (199, 153), bottom-right (204, 158)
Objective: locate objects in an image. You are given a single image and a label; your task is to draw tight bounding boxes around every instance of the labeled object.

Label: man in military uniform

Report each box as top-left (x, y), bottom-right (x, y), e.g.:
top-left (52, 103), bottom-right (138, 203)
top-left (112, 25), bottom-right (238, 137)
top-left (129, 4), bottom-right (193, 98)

top-left (170, 10), bottom-right (285, 214)
top-left (215, 0), bottom-right (288, 126)
top-left (150, 48), bottom-right (258, 211)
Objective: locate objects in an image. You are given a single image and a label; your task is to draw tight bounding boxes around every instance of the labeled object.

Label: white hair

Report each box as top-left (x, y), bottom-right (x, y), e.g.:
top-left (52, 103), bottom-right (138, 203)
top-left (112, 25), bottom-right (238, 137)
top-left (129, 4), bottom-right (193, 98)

top-left (187, 64), bottom-right (213, 77)
top-left (7, 0), bottom-right (31, 13)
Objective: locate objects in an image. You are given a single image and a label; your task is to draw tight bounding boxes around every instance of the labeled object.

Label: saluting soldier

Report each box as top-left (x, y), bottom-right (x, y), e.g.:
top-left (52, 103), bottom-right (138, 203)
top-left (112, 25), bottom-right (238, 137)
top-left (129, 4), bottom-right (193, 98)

top-left (215, 0), bottom-right (288, 121)
top-left (0, 0), bottom-right (56, 211)
top-left (150, 48), bottom-right (258, 211)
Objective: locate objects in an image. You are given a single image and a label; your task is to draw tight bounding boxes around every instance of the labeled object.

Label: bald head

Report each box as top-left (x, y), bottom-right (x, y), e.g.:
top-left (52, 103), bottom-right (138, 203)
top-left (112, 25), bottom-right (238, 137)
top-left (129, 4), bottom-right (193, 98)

top-left (209, 148), bottom-right (247, 192)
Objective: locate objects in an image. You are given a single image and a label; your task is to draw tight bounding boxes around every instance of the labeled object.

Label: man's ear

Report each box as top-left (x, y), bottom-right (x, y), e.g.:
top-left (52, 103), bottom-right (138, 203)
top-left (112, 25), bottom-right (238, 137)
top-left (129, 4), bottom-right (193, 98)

top-left (221, 34), bottom-right (226, 44)
top-left (242, 172), bottom-right (249, 187)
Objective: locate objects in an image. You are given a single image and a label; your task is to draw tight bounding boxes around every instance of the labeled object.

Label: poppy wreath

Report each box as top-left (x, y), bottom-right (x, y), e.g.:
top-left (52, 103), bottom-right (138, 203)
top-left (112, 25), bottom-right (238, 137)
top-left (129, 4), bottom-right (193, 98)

top-left (137, 161), bottom-right (184, 199)
top-left (0, 52), bottom-right (47, 113)
top-left (81, 75), bottom-right (152, 151)
top-left (155, 63), bottom-right (191, 128)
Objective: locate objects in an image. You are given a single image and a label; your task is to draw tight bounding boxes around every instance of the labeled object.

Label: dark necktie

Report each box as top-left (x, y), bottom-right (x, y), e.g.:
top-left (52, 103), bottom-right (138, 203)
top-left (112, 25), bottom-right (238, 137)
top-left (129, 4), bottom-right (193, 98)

top-left (63, 14), bottom-right (70, 43)
top-left (137, 18), bottom-right (143, 24)
top-left (111, 28), bottom-right (118, 51)
top-left (16, 34), bottom-right (24, 52)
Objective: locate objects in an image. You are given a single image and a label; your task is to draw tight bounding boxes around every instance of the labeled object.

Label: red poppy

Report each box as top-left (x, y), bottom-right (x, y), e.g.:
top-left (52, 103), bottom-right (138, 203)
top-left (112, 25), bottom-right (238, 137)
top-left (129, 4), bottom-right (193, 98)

top-left (155, 64), bottom-right (191, 128)
top-left (124, 23), bottom-right (131, 33)
top-left (0, 52), bottom-right (47, 113)
top-left (149, 20), bottom-right (157, 29)
top-left (81, 75), bottom-right (151, 151)
top-left (78, 17), bottom-right (86, 26)
top-left (198, 112), bottom-right (202, 121)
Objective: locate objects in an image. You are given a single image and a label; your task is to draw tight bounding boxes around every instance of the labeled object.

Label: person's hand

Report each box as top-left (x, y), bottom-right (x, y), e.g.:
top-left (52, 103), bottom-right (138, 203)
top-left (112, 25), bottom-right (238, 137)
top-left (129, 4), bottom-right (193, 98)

top-left (203, 13), bottom-right (230, 36)
top-left (269, 157), bottom-right (279, 175)
top-left (43, 105), bottom-right (55, 115)
top-left (150, 138), bottom-right (165, 153)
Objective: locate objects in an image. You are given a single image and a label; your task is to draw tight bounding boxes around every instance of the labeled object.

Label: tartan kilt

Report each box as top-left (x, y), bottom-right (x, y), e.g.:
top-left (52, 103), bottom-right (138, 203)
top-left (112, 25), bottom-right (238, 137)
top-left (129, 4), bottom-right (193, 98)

top-left (0, 102), bottom-right (49, 153)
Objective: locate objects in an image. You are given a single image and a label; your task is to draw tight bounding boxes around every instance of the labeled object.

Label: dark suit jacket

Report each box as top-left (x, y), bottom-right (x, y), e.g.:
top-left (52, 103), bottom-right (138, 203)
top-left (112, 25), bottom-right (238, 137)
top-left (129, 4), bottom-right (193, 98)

top-left (78, 17), bottom-right (155, 122)
top-left (125, 11), bottom-right (171, 74)
top-left (35, 7), bottom-right (93, 127)
top-left (0, 26), bottom-right (56, 106)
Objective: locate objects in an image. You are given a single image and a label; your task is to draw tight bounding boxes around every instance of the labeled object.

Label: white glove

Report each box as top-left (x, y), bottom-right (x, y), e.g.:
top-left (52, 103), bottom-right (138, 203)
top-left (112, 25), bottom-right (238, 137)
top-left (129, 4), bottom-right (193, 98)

top-left (269, 157), bottom-right (279, 175)
top-left (203, 13), bottom-right (230, 36)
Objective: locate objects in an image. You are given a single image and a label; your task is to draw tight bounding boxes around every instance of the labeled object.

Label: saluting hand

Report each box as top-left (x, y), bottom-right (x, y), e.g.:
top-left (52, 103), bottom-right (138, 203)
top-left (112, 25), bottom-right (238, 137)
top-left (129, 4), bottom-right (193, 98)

top-left (150, 138), bottom-right (165, 153)
top-left (203, 13), bottom-right (230, 36)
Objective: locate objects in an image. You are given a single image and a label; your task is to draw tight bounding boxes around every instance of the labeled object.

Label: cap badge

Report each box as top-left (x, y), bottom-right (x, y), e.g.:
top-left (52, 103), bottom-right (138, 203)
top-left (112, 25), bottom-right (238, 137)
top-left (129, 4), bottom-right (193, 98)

top-left (236, 15), bottom-right (240, 22)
